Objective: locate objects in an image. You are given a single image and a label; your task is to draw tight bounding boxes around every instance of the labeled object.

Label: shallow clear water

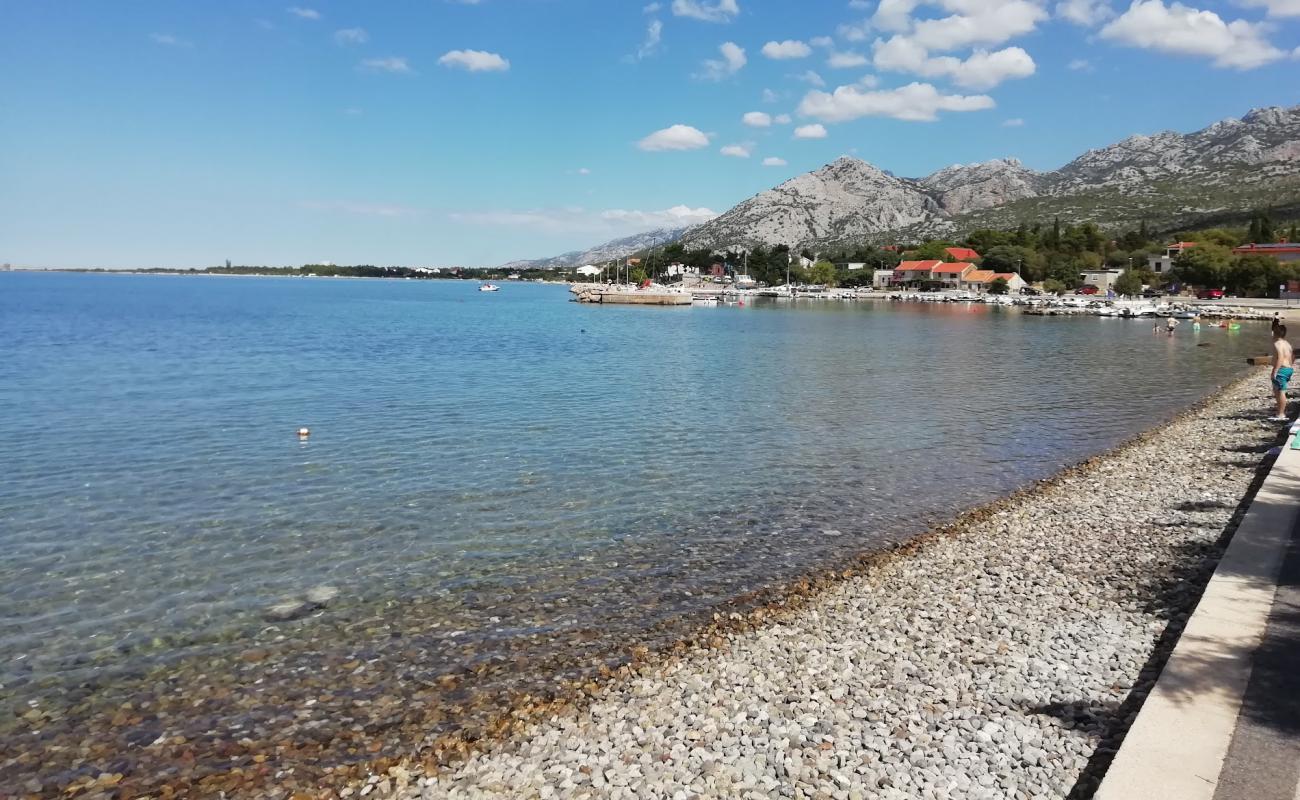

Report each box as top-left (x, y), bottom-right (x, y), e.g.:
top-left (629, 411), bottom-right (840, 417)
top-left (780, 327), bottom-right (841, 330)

top-left (0, 272), bottom-right (1264, 789)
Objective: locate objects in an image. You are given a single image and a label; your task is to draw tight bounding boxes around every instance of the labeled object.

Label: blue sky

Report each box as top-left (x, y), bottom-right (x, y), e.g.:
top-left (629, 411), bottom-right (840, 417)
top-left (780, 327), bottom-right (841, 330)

top-left (2, 0), bottom-right (1298, 269)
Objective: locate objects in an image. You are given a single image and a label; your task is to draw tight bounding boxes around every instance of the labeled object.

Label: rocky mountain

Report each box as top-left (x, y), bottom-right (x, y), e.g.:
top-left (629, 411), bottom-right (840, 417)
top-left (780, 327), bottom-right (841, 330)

top-left (507, 104), bottom-right (1300, 265)
top-left (676, 158), bottom-right (943, 252)
top-left (499, 226), bottom-right (693, 271)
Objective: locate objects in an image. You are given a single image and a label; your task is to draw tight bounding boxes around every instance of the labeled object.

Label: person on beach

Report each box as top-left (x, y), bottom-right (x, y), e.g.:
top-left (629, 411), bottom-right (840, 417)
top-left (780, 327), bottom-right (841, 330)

top-left (1166, 317), bottom-right (1178, 335)
top-left (1272, 312), bottom-right (1282, 335)
top-left (1270, 324), bottom-right (1294, 421)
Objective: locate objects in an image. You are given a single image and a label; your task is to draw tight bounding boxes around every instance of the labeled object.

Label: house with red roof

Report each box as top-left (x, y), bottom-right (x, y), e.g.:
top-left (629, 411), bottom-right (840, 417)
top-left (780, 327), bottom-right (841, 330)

top-left (1233, 242), bottom-right (1300, 263)
top-left (960, 269), bottom-right (996, 291)
top-left (894, 260), bottom-right (943, 286)
top-left (931, 262), bottom-right (976, 288)
top-left (990, 272), bottom-right (1027, 293)
top-left (944, 246), bottom-right (980, 262)
top-left (1148, 242), bottom-right (1197, 274)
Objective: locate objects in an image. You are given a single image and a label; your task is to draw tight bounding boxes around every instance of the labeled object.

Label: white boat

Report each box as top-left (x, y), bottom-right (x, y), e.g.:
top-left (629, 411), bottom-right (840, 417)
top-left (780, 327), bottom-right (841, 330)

top-left (479, 283), bottom-right (501, 292)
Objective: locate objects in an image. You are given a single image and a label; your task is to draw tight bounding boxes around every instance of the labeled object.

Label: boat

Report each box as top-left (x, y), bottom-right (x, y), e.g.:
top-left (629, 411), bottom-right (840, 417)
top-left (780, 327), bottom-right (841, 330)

top-left (479, 283), bottom-right (500, 292)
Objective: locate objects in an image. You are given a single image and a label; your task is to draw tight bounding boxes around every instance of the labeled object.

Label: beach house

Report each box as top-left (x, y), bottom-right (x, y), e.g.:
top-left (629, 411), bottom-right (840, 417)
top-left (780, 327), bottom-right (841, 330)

top-left (1148, 242), bottom-right (1197, 274)
top-left (931, 262), bottom-right (976, 288)
top-left (990, 273), bottom-right (1027, 293)
top-left (894, 260), bottom-right (943, 287)
top-left (872, 269), bottom-right (896, 289)
top-left (960, 269), bottom-right (996, 291)
top-left (944, 246), bottom-right (980, 262)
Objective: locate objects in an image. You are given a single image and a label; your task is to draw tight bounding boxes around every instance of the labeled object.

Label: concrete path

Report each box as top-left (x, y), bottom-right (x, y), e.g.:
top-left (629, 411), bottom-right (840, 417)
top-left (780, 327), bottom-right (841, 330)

top-left (1096, 426), bottom-right (1300, 800)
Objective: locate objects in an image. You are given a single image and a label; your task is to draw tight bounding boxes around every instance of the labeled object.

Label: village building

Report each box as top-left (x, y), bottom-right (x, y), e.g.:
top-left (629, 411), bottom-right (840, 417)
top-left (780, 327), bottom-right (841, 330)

top-left (944, 246), bottom-right (980, 262)
top-left (959, 269), bottom-right (996, 291)
top-left (930, 262), bottom-right (976, 288)
top-left (1232, 242), bottom-right (1300, 263)
top-left (1080, 268), bottom-right (1126, 293)
top-left (894, 260), bottom-right (943, 287)
top-left (872, 269), bottom-right (896, 289)
top-left (990, 272), bottom-right (1027, 293)
top-left (1148, 242), bottom-right (1197, 273)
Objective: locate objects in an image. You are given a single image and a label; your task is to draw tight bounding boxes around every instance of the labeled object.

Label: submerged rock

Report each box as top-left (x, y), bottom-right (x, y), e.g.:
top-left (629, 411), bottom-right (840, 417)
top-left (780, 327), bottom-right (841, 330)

top-left (306, 584), bottom-right (340, 606)
top-left (264, 600), bottom-right (313, 622)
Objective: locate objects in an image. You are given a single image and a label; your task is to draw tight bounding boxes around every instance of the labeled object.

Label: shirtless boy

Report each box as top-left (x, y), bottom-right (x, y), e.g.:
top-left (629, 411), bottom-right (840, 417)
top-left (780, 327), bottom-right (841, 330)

top-left (1270, 324), bottom-right (1294, 421)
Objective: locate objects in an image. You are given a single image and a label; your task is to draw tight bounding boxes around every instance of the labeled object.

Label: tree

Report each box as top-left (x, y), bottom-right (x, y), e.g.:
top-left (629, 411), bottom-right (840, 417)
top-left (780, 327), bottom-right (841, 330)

top-left (809, 260), bottom-right (838, 287)
top-left (988, 277), bottom-right (1010, 295)
top-left (1043, 278), bottom-right (1067, 295)
top-left (1172, 242), bottom-right (1232, 288)
top-left (907, 240), bottom-right (954, 261)
top-left (1113, 270), bottom-right (1144, 297)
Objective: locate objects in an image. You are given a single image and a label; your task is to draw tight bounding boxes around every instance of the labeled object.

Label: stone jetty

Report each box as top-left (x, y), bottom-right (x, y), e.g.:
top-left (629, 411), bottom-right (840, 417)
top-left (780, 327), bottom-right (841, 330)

top-left (393, 375), bottom-right (1281, 800)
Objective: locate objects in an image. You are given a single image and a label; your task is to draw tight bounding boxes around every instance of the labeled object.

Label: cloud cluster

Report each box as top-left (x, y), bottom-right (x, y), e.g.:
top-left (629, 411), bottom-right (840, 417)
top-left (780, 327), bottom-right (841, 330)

top-left (742, 111), bottom-right (772, 127)
top-left (1100, 0), bottom-right (1289, 69)
top-left (334, 27), bottom-right (368, 45)
top-left (761, 40), bottom-right (811, 59)
top-left (720, 142), bottom-right (754, 157)
top-left (287, 6), bottom-right (320, 20)
top-left (793, 123), bottom-right (828, 139)
top-left (638, 124), bottom-right (711, 151)
top-left (798, 81), bottom-right (994, 122)
top-left (438, 49), bottom-right (510, 72)
top-left (671, 0), bottom-right (740, 22)
top-left (698, 41), bottom-right (747, 79)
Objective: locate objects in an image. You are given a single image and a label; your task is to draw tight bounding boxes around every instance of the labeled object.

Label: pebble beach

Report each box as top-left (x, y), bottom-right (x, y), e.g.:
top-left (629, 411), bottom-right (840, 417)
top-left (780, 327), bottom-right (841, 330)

top-left (391, 374), bottom-right (1282, 800)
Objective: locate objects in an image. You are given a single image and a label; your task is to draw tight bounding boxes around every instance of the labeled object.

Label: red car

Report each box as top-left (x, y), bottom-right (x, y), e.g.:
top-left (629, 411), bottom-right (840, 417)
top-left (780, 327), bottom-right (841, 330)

top-left (1075, 285), bottom-right (1099, 295)
top-left (1197, 288), bottom-right (1225, 300)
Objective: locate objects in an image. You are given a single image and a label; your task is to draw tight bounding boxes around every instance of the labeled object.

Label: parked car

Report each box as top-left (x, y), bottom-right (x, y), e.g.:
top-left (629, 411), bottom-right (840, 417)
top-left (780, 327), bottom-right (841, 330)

top-left (1019, 287), bottom-right (1041, 296)
top-left (1197, 288), bottom-right (1225, 300)
top-left (1142, 288), bottom-right (1164, 298)
top-left (1075, 285), bottom-right (1100, 295)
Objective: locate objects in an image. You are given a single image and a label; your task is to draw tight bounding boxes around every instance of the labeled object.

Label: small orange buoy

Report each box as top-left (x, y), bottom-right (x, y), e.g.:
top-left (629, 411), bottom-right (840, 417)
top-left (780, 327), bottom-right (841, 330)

top-left (297, 427), bottom-right (310, 438)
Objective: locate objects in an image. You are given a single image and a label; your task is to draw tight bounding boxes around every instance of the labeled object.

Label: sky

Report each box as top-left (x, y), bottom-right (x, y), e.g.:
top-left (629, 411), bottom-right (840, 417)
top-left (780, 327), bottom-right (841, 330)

top-left (2, 0), bottom-right (1299, 269)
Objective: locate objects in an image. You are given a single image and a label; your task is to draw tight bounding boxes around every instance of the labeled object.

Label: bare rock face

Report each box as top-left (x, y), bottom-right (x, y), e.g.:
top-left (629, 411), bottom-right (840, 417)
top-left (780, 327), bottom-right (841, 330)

top-left (918, 158), bottom-right (1044, 215)
top-left (679, 157), bottom-right (943, 251)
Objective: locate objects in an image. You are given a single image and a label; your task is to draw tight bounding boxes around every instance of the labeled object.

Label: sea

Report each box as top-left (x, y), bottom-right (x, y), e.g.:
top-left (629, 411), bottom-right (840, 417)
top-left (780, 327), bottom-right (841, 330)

top-left (0, 271), bottom-right (1265, 794)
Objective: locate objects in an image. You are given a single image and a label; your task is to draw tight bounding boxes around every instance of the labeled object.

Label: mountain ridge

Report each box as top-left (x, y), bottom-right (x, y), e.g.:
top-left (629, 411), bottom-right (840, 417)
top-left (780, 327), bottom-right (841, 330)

top-left (505, 104), bottom-right (1300, 266)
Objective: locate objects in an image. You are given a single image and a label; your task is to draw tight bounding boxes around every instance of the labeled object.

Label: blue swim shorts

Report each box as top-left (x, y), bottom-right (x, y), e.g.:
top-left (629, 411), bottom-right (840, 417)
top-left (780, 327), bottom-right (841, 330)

top-left (1274, 366), bottom-right (1294, 392)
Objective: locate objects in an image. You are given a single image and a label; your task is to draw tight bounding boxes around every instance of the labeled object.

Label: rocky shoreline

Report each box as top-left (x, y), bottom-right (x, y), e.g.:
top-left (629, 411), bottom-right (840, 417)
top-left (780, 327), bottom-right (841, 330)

top-left (391, 373), bottom-right (1284, 800)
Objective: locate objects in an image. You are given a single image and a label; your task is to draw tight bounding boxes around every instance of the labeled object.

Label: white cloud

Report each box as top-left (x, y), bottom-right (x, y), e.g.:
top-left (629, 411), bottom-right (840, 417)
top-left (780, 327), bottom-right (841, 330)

top-left (577, 167), bottom-right (592, 175)
top-left (334, 27), bottom-right (368, 45)
top-left (798, 81), bottom-right (995, 122)
top-left (762, 88), bottom-right (780, 102)
top-left (359, 57), bottom-right (413, 74)
top-left (909, 1), bottom-right (1048, 51)
top-left (1068, 57), bottom-right (1094, 70)
top-left (742, 111), bottom-right (773, 127)
top-left (287, 6), bottom-right (320, 20)
top-left (720, 142), bottom-right (753, 157)
top-left (1239, 0), bottom-right (1300, 17)
top-left (828, 51), bottom-right (870, 68)
top-left (449, 205), bottom-right (718, 235)
top-left (762, 39), bottom-right (812, 59)
top-left (873, 37), bottom-right (1036, 89)
top-left (636, 19), bottom-right (664, 59)
top-left (638, 124), bottom-right (711, 151)
top-left (644, 2), bottom-right (663, 11)
top-left (810, 35), bottom-right (835, 48)
top-left (873, 0), bottom-right (923, 32)
top-left (762, 157), bottom-right (788, 166)
top-left (1056, 0), bottom-right (1113, 25)
top-left (1003, 117), bottom-right (1025, 126)
top-left (1100, 0), bottom-right (1287, 69)
top-left (795, 69), bottom-right (826, 86)
top-left (149, 33), bottom-right (192, 47)
top-left (837, 19), bottom-right (873, 42)
top-left (671, 0), bottom-right (740, 22)
top-left (438, 49), bottom-right (510, 72)
top-left (794, 123), bottom-right (829, 139)
top-left (858, 74), bottom-right (881, 87)
top-left (775, 113), bottom-right (793, 123)
top-left (698, 41), bottom-right (747, 79)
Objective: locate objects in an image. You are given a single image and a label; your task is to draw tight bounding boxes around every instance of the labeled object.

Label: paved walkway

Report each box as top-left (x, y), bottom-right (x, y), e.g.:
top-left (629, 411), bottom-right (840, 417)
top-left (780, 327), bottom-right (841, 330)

top-left (1097, 426), bottom-right (1300, 800)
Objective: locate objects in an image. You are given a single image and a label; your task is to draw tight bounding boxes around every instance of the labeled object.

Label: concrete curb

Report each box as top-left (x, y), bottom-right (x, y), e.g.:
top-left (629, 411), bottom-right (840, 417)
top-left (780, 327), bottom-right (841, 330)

top-left (1095, 433), bottom-right (1300, 799)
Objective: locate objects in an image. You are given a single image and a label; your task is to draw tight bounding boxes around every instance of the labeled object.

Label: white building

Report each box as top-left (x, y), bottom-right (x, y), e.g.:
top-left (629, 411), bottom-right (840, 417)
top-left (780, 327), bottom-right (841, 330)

top-left (872, 269), bottom-right (896, 289)
top-left (1080, 269), bottom-right (1126, 293)
top-left (1148, 242), bottom-right (1196, 274)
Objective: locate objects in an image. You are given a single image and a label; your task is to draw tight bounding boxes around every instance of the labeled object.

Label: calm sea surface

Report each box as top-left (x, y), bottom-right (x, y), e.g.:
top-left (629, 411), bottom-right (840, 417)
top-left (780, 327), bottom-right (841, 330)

top-left (0, 272), bottom-right (1264, 791)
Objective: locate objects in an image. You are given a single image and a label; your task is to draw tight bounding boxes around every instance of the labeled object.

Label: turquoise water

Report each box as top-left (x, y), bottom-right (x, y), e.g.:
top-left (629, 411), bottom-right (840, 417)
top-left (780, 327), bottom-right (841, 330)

top-left (0, 272), bottom-right (1264, 791)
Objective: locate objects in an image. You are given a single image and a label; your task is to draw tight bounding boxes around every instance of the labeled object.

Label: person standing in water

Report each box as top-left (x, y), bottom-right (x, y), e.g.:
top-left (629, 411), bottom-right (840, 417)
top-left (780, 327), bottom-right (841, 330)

top-left (1166, 316), bottom-right (1179, 335)
top-left (1270, 324), bottom-right (1294, 421)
